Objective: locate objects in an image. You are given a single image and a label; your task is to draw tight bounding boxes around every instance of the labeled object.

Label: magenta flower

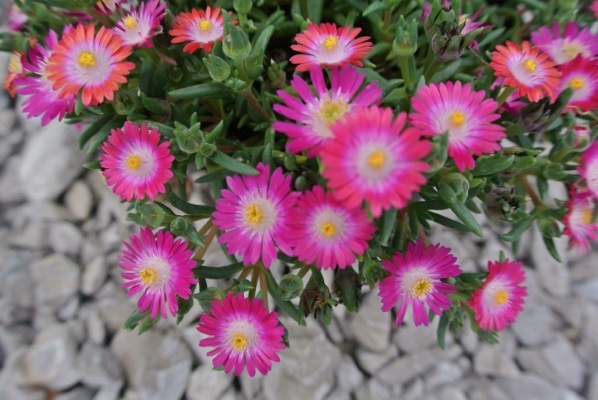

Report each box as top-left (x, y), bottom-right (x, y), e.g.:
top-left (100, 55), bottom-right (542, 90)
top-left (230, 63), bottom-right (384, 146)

top-left (468, 259), bottom-right (527, 331)
top-left (288, 185), bottom-right (376, 270)
top-left (119, 228), bottom-right (196, 318)
top-left (563, 186), bottom-right (598, 253)
top-left (531, 22), bottom-right (598, 65)
top-left (378, 240), bottom-right (462, 327)
top-left (169, 7), bottom-right (225, 54)
top-left (14, 30), bottom-right (76, 126)
top-left (273, 65), bottom-right (382, 157)
top-left (320, 106), bottom-right (431, 217)
top-left (410, 81), bottom-right (506, 172)
top-left (290, 23), bottom-right (373, 72)
top-left (7, 2), bottom-right (28, 31)
top-left (100, 121), bottom-right (174, 201)
top-left (580, 140), bottom-right (598, 199)
top-left (212, 163), bottom-right (298, 268)
top-left (114, 0), bottom-right (166, 48)
top-left (554, 56), bottom-right (598, 113)
top-left (198, 292), bottom-right (286, 376)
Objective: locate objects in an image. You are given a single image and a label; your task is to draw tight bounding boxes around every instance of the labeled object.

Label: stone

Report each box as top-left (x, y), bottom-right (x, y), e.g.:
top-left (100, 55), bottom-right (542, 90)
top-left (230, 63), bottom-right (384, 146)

top-left (394, 317), bottom-right (443, 354)
top-left (578, 302), bottom-right (598, 368)
top-left (18, 121), bottom-right (87, 201)
top-left (111, 329), bottom-right (192, 400)
top-left (355, 345), bottom-right (399, 375)
top-left (354, 379), bottom-right (394, 400)
top-left (263, 367), bottom-right (332, 400)
top-left (531, 227), bottom-right (570, 297)
top-left (435, 386), bottom-right (468, 400)
top-left (29, 254), bottom-right (80, 314)
top-left (429, 230), bottom-right (479, 272)
top-left (78, 342), bottom-right (124, 389)
top-left (425, 361), bottom-right (463, 391)
top-left (517, 335), bottom-right (584, 390)
top-left (58, 296), bottom-right (80, 320)
top-left (576, 278), bottom-right (598, 302)
top-left (49, 222), bottom-right (83, 257)
top-left (0, 251), bottom-right (34, 325)
top-left (473, 336), bottom-right (520, 378)
top-left (326, 389), bottom-right (352, 400)
top-left (81, 305), bottom-right (106, 345)
top-left (588, 371), bottom-right (598, 400)
top-left (0, 347), bottom-right (28, 399)
top-left (349, 293), bottom-right (391, 353)
top-left (9, 221), bottom-right (50, 250)
top-left (496, 374), bottom-right (576, 400)
top-left (23, 324), bottom-right (80, 390)
top-left (335, 354), bottom-right (364, 392)
top-left (65, 180), bottom-right (94, 220)
top-left (511, 301), bottom-right (558, 346)
top-left (98, 297), bottom-right (134, 335)
top-left (55, 388), bottom-right (95, 400)
top-left (0, 156), bottom-right (25, 203)
top-left (468, 379), bottom-right (510, 400)
top-left (81, 256), bottom-right (108, 296)
top-left (0, 109), bottom-right (16, 137)
top-left (185, 365), bottom-right (233, 400)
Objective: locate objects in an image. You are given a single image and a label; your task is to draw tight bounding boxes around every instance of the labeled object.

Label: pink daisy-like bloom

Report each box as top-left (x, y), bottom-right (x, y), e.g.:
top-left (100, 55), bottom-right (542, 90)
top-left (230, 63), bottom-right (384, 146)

top-left (290, 23), bottom-right (373, 72)
top-left (490, 41), bottom-right (560, 102)
top-left (198, 292), bottom-right (285, 377)
top-left (378, 240), bottom-right (462, 327)
top-left (15, 30), bottom-right (76, 126)
top-left (273, 65), bottom-right (382, 157)
top-left (287, 185), bottom-right (376, 269)
top-left (320, 106), bottom-right (431, 217)
top-left (554, 56), bottom-right (598, 113)
top-left (579, 140), bottom-right (598, 199)
top-left (100, 121), bottom-right (174, 201)
top-left (212, 163), bottom-right (298, 268)
top-left (119, 227), bottom-right (196, 319)
top-left (410, 81), bottom-right (505, 172)
top-left (468, 259), bottom-right (527, 331)
top-left (46, 24), bottom-right (136, 106)
top-left (563, 186), bottom-right (598, 253)
top-left (169, 7), bottom-right (225, 54)
top-left (114, 0), bottom-right (166, 48)
top-left (7, 3), bottom-right (28, 31)
top-left (531, 22), bottom-right (598, 65)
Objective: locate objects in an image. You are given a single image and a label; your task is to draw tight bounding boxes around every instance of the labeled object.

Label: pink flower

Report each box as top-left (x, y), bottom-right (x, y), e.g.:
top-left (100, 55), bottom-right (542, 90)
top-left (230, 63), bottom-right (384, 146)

top-left (198, 292), bottom-right (286, 376)
top-left (94, 0), bottom-right (127, 15)
top-left (46, 24), bottom-right (136, 106)
top-left (410, 81), bottom-right (505, 172)
top-left (563, 186), bottom-right (598, 253)
top-left (100, 122), bottom-right (174, 201)
top-left (531, 22), bottom-right (598, 65)
top-left (468, 259), bottom-right (527, 331)
top-left (15, 30), bottom-right (76, 126)
top-left (320, 106), bottom-right (431, 217)
top-left (212, 163), bottom-right (298, 268)
top-left (554, 56), bottom-right (598, 113)
top-left (288, 186), bottom-right (376, 269)
top-left (580, 140), bottom-right (598, 199)
top-left (3, 51), bottom-right (24, 98)
top-left (273, 65), bottom-right (382, 157)
top-left (592, 1), bottom-right (598, 18)
top-left (114, 0), bottom-right (166, 48)
top-left (378, 240), bottom-right (462, 327)
top-left (490, 41), bottom-right (560, 103)
top-left (290, 23), bottom-right (373, 72)
top-left (169, 7), bottom-right (225, 54)
top-left (7, 2), bottom-right (28, 31)
top-left (119, 228), bottom-right (196, 318)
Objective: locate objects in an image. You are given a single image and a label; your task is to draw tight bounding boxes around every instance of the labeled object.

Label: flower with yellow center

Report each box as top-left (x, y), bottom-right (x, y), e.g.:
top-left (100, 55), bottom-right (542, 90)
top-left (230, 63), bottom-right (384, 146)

top-left (494, 289), bottom-right (509, 305)
top-left (562, 41), bottom-right (584, 61)
top-left (450, 110), bottom-right (466, 127)
top-left (318, 99), bottom-right (348, 127)
top-left (126, 155), bottom-right (142, 171)
top-left (8, 53), bottom-right (22, 73)
top-left (139, 267), bottom-right (158, 285)
top-left (231, 333), bottom-right (249, 350)
top-left (569, 77), bottom-right (585, 91)
top-left (123, 15), bottom-right (138, 30)
top-left (245, 204), bottom-right (264, 225)
top-left (411, 277), bottom-right (433, 300)
top-left (320, 221), bottom-right (337, 237)
top-left (78, 51), bottom-right (97, 68)
top-left (323, 35), bottom-right (338, 51)
top-left (579, 208), bottom-right (594, 225)
top-left (368, 150), bottom-right (386, 169)
top-left (522, 58), bottom-right (537, 72)
top-left (198, 19), bottom-right (212, 32)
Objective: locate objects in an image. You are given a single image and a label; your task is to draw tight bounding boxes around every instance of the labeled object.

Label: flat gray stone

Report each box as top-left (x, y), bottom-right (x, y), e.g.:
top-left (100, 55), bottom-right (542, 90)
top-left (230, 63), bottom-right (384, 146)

top-left (349, 293), bottom-right (391, 353)
top-left (29, 254), bottom-right (80, 314)
top-left (81, 255), bottom-right (108, 296)
top-left (511, 301), bottom-right (558, 346)
top-left (185, 365), bottom-right (233, 400)
top-left (78, 342), bottom-right (124, 388)
top-left (49, 222), bottom-right (83, 257)
top-left (65, 180), bottom-right (94, 221)
top-left (531, 227), bottom-right (570, 297)
top-left (497, 374), bottom-right (577, 400)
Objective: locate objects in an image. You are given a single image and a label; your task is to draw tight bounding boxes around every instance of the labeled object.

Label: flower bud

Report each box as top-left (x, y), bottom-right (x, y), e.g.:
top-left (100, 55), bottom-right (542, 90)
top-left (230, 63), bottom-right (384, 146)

top-left (393, 16), bottom-right (418, 57)
top-left (279, 274), bottom-right (304, 301)
top-left (170, 217), bottom-right (190, 236)
top-left (484, 188), bottom-right (528, 222)
top-left (439, 173), bottom-right (469, 203)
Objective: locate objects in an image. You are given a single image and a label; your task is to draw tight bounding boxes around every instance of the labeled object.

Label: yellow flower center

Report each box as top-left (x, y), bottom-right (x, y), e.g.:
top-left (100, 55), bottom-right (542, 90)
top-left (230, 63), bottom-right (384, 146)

top-left (321, 221), bottom-right (336, 237)
top-left (494, 290), bottom-right (509, 305)
top-left (78, 51), bottom-right (97, 68)
top-left (245, 204), bottom-right (264, 225)
top-left (323, 35), bottom-right (338, 51)
top-left (411, 277), bottom-right (433, 299)
top-left (368, 151), bottom-right (386, 169)
top-left (123, 15), bottom-right (138, 30)
top-left (563, 41), bottom-right (584, 61)
top-left (522, 58), bottom-right (537, 72)
top-left (126, 155), bottom-right (142, 171)
top-left (8, 53), bottom-right (22, 73)
top-left (139, 267), bottom-right (158, 285)
top-left (450, 110), bottom-right (466, 127)
top-left (318, 99), bottom-right (348, 126)
top-left (198, 19), bottom-right (212, 32)
top-left (580, 209), bottom-right (594, 225)
top-left (231, 333), bottom-right (249, 350)
top-left (569, 78), bottom-right (585, 91)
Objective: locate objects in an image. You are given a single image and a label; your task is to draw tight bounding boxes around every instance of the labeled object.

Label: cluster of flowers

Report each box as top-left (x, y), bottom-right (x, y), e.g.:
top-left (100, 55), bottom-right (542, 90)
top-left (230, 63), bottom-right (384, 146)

top-left (3, 0), bottom-right (597, 378)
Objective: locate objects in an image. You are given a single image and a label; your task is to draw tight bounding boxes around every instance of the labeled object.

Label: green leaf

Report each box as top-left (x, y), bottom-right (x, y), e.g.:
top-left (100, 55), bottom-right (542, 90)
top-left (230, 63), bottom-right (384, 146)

top-left (542, 235), bottom-right (562, 262)
top-left (85, 115), bottom-right (127, 154)
top-left (428, 211), bottom-right (471, 233)
top-left (193, 262), bottom-right (245, 280)
top-left (78, 114), bottom-right (114, 150)
top-left (501, 214), bottom-right (535, 242)
top-left (438, 185), bottom-right (483, 237)
top-left (279, 274), bottom-right (304, 301)
top-left (168, 83), bottom-right (232, 100)
top-left (471, 154), bottom-right (515, 176)
top-left (140, 93), bottom-right (171, 115)
top-left (380, 208), bottom-right (398, 244)
top-left (266, 269), bottom-right (305, 326)
top-left (176, 295), bottom-right (195, 325)
top-left (363, 0), bottom-right (387, 16)
top-left (195, 170), bottom-right (234, 184)
top-left (166, 186), bottom-right (215, 215)
top-left (437, 313), bottom-right (449, 349)
top-left (210, 151), bottom-right (259, 175)
top-left (82, 160), bottom-right (101, 170)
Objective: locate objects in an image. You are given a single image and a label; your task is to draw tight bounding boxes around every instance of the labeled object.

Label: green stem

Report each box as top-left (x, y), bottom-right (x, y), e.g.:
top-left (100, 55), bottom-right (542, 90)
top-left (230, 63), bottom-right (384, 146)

top-left (242, 88), bottom-right (271, 121)
top-left (398, 56), bottom-right (416, 87)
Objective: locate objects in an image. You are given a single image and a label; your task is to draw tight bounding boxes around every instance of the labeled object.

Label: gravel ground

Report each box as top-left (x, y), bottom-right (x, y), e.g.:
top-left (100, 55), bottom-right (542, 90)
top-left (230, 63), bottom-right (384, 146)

top-left (1, 51), bottom-right (597, 400)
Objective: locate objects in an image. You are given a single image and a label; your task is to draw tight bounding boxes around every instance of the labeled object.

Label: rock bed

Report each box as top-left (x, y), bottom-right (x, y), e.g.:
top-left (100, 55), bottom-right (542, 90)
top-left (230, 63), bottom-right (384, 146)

top-left (1, 53), bottom-right (597, 400)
